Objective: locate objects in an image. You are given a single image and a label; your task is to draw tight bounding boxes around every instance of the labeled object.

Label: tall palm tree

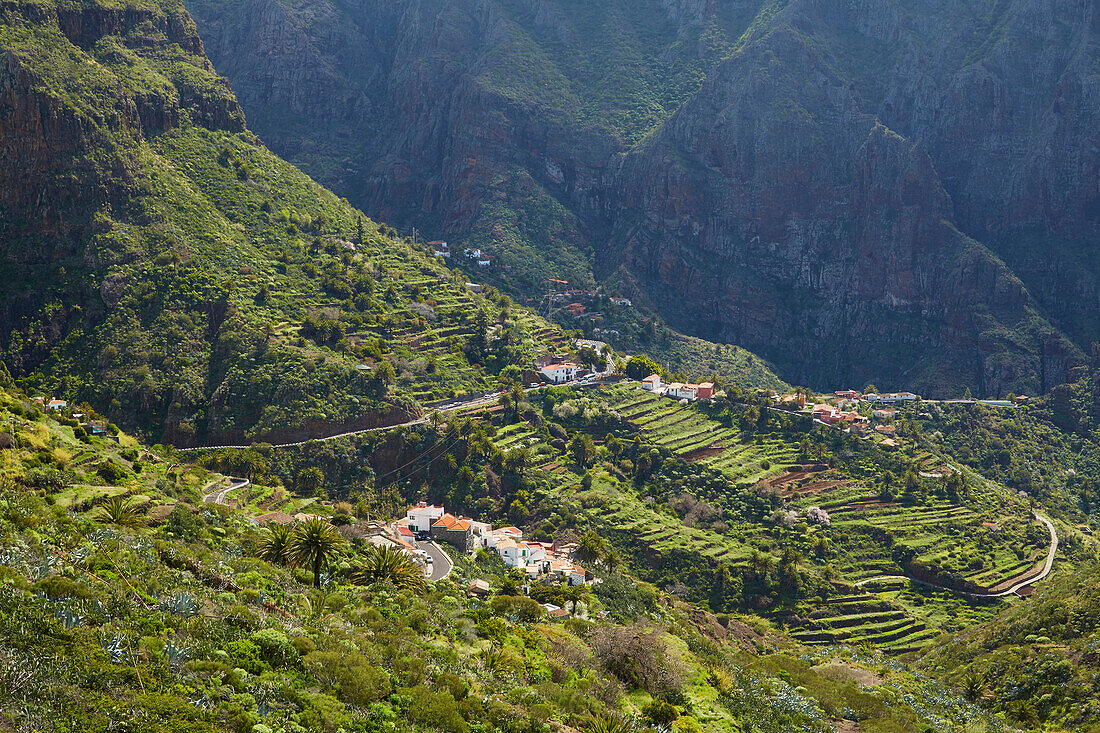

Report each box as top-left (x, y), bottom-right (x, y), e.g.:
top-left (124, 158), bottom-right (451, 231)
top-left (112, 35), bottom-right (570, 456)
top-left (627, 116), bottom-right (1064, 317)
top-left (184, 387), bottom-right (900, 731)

top-left (95, 495), bottom-right (145, 529)
top-left (285, 518), bottom-right (348, 588)
top-left (352, 544), bottom-right (424, 592)
top-left (259, 523), bottom-right (294, 565)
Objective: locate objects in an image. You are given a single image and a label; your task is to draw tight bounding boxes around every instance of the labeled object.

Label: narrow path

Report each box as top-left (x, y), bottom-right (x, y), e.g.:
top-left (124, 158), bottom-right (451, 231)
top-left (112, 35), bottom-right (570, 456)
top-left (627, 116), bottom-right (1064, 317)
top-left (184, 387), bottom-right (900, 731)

top-left (856, 513), bottom-right (1058, 598)
top-left (202, 477), bottom-right (250, 505)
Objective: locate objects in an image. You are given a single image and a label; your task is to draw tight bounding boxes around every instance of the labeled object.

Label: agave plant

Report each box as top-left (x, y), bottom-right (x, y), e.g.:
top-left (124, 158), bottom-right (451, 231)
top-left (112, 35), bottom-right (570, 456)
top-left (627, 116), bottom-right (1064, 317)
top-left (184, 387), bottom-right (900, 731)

top-left (95, 495), bottom-right (145, 529)
top-left (158, 591), bottom-right (199, 618)
top-left (164, 639), bottom-right (190, 666)
top-left (285, 518), bottom-right (349, 589)
top-left (352, 544), bottom-right (424, 592)
top-left (54, 605), bottom-right (83, 629)
top-left (584, 713), bottom-right (634, 733)
top-left (259, 523), bottom-right (294, 566)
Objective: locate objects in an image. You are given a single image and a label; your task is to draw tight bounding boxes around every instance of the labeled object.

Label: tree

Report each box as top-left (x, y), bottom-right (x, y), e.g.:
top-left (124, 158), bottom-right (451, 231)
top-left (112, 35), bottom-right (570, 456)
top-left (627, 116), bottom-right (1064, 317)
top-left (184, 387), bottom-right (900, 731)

top-left (259, 523), bottom-right (294, 565)
top-left (356, 216), bottom-right (364, 243)
top-left (286, 518), bottom-right (349, 588)
top-left (96, 496), bottom-right (144, 529)
top-left (353, 545), bottom-right (424, 592)
top-left (296, 467), bottom-right (325, 497)
top-left (570, 434), bottom-right (596, 468)
top-left (575, 530), bottom-right (606, 563)
top-left (624, 355), bottom-right (660, 380)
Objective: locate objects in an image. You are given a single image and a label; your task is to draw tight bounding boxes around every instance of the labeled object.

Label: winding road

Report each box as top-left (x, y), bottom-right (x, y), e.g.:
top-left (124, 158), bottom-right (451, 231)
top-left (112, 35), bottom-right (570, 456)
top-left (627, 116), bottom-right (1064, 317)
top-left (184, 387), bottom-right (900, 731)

top-left (202, 477), bottom-right (250, 505)
top-left (417, 539), bottom-right (454, 581)
top-left (856, 513), bottom-right (1058, 598)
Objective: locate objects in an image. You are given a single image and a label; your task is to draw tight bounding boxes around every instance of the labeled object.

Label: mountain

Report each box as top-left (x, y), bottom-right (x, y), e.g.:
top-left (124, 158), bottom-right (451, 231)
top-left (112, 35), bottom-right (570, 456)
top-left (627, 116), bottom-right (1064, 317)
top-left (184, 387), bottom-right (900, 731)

top-left (0, 0), bottom-right (785, 446)
top-left (185, 0), bottom-right (1099, 395)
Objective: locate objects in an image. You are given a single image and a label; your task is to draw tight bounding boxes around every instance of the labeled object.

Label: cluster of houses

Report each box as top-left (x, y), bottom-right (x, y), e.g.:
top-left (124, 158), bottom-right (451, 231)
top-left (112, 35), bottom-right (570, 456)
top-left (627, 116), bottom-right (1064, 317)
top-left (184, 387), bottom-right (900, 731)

top-left (463, 248), bottom-right (492, 267)
top-left (763, 388), bottom-right (911, 446)
top-left (403, 503), bottom-right (591, 585)
top-left (640, 374), bottom-right (715, 402)
top-left (427, 240), bottom-right (493, 268)
top-left (33, 396), bottom-right (68, 411)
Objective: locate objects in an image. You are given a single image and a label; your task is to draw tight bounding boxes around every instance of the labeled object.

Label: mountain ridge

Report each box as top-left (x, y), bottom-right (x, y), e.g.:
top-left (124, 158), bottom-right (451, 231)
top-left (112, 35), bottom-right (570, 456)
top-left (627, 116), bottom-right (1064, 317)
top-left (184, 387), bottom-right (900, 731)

top-left (184, 0), bottom-right (1099, 395)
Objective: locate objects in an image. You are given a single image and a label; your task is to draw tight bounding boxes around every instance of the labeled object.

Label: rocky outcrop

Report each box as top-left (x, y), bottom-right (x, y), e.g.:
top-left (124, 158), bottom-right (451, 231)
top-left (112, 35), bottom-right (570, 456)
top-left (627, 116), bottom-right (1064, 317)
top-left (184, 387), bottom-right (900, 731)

top-left (186, 0), bottom-right (1098, 394)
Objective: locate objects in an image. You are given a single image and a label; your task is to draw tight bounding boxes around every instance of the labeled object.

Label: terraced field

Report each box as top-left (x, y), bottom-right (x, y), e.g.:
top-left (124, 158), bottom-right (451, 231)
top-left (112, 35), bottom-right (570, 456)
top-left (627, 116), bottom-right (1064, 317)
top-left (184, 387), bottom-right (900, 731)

top-left (605, 386), bottom-right (801, 485)
top-left (788, 593), bottom-right (940, 654)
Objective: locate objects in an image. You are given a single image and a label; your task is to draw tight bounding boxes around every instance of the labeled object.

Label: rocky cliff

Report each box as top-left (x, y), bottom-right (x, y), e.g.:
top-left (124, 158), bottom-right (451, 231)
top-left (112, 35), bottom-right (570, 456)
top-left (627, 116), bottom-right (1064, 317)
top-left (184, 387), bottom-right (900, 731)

top-left (186, 0), bottom-right (1098, 395)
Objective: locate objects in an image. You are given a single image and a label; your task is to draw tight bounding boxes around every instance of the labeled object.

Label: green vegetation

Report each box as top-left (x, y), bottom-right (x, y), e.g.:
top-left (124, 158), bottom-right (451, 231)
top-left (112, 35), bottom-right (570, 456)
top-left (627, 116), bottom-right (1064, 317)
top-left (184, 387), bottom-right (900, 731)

top-left (0, 379), bottom-right (999, 732)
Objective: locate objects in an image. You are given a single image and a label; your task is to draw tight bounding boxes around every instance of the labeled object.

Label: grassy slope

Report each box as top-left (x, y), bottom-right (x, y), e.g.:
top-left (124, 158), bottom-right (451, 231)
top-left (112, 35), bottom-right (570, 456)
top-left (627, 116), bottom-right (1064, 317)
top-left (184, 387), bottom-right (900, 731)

top-left (0, 380), bottom-right (998, 733)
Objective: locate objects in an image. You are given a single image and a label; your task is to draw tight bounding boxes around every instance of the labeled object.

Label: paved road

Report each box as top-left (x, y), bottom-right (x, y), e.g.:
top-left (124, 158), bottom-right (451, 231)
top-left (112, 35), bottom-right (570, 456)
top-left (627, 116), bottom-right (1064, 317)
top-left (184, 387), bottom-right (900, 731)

top-left (857, 513), bottom-right (1057, 598)
top-left (416, 540), bottom-right (453, 581)
top-left (202, 477), bottom-right (250, 505)
top-left (176, 390), bottom-right (518, 453)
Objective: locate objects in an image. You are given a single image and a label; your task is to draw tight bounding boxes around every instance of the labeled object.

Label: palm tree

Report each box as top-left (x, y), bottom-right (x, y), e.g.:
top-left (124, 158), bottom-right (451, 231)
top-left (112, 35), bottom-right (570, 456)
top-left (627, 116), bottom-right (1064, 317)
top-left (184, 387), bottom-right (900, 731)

top-left (96, 495), bottom-right (145, 529)
top-left (259, 523), bottom-right (294, 565)
top-left (285, 518), bottom-right (348, 588)
top-left (352, 545), bottom-right (424, 592)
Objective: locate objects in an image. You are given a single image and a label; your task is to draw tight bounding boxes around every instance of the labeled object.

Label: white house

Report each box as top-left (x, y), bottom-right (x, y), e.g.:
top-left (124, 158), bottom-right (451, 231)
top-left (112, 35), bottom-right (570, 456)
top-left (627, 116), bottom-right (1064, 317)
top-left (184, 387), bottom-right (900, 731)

top-left (47, 399), bottom-right (68, 410)
top-left (406, 502), bottom-right (445, 533)
top-left (463, 248), bottom-right (483, 259)
top-left (867, 392), bottom-right (919, 402)
top-left (609, 297), bottom-right (632, 307)
top-left (428, 240), bottom-right (450, 258)
top-left (477, 258), bottom-right (491, 267)
top-left (522, 541), bottom-right (547, 565)
top-left (666, 382), bottom-right (697, 400)
top-left (641, 374), bottom-right (662, 392)
top-left (873, 408), bottom-right (897, 420)
top-left (495, 539), bottom-right (528, 568)
top-left (539, 362), bottom-right (580, 383)
top-left (482, 526), bottom-right (522, 550)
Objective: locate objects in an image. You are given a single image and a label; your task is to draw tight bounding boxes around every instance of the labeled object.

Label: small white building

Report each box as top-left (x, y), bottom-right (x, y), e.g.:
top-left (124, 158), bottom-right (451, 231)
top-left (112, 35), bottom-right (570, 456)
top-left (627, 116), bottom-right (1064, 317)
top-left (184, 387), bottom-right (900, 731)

top-left (428, 240), bottom-right (450, 258)
top-left (666, 382), bottom-right (697, 400)
top-left (477, 258), bottom-right (491, 267)
top-left (406, 502), bottom-right (445, 533)
top-left (47, 399), bottom-right (67, 410)
top-left (609, 297), bottom-right (632, 307)
top-left (867, 392), bottom-right (919, 402)
top-left (540, 362), bottom-right (580, 384)
top-left (496, 539), bottom-right (529, 568)
top-left (641, 374), bottom-right (662, 392)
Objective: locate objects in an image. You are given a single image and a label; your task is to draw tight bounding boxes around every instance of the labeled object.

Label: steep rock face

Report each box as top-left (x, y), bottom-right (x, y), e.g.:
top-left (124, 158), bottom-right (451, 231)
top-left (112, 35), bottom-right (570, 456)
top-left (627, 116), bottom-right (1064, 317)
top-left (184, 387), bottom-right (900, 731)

top-left (0, 0), bottom-right (243, 245)
top-left (187, 0), bottom-right (1096, 394)
top-left (607, 12), bottom-right (1080, 393)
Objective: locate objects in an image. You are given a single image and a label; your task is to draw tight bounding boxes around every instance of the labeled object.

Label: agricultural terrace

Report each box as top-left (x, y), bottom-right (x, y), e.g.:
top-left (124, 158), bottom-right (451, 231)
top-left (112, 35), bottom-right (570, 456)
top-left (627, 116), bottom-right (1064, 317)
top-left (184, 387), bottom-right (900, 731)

top-left (496, 384), bottom-right (1052, 654)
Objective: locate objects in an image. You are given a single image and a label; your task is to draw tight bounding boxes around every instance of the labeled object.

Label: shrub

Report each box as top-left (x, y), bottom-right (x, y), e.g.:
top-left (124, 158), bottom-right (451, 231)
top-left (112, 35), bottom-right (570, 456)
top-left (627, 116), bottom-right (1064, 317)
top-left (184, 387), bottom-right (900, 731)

top-left (97, 462), bottom-right (128, 485)
top-left (250, 628), bottom-right (297, 668)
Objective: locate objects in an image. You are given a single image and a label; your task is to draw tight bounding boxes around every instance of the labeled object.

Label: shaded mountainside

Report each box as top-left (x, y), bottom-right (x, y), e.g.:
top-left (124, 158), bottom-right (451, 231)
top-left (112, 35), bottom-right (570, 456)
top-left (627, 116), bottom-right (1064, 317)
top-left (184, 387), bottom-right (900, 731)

top-left (187, 0), bottom-right (1099, 395)
top-left (0, 0), bottom-right (593, 445)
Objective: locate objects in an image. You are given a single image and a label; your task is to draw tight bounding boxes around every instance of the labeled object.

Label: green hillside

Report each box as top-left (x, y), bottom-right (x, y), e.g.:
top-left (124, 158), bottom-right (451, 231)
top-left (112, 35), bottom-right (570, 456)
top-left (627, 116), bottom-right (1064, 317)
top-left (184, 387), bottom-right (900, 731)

top-left (0, 0), bottom-right (782, 446)
top-left (0, 375), bottom-right (1004, 733)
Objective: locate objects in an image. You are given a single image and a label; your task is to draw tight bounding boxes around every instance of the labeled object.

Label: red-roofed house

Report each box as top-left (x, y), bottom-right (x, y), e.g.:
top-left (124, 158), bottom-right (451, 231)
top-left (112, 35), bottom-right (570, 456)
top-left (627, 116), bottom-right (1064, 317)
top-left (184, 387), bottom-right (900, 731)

top-left (811, 404), bottom-right (836, 420)
top-left (432, 514), bottom-right (474, 551)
